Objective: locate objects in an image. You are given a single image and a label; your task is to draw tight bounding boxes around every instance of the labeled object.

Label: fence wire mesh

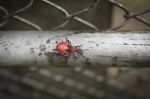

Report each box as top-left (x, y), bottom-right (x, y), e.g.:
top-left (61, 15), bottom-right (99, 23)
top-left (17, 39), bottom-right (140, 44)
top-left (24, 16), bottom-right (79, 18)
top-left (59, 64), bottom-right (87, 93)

top-left (0, 0), bottom-right (150, 99)
top-left (0, 67), bottom-right (150, 99)
top-left (0, 0), bottom-right (149, 31)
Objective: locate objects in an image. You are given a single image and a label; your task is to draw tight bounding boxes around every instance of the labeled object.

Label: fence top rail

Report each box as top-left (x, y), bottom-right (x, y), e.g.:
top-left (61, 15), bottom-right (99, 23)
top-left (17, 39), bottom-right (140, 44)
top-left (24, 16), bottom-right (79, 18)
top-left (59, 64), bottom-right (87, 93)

top-left (0, 31), bottom-right (150, 67)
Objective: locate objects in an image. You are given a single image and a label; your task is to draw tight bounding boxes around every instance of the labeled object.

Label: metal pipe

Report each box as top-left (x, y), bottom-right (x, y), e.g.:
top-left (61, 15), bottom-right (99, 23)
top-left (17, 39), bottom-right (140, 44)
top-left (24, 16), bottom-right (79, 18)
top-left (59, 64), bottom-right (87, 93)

top-left (0, 31), bottom-right (150, 67)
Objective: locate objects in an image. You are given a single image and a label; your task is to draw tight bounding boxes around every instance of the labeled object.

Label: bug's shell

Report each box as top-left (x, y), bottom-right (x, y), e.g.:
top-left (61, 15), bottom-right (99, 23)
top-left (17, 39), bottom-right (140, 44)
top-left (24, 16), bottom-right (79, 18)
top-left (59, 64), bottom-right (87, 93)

top-left (56, 41), bottom-right (70, 55)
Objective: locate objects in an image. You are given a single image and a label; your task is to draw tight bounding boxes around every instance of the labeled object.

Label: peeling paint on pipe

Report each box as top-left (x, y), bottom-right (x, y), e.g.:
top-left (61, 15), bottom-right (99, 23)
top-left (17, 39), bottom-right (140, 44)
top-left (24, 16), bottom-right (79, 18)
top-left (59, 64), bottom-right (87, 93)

top-left (0, 31), bottom-right (150, 67)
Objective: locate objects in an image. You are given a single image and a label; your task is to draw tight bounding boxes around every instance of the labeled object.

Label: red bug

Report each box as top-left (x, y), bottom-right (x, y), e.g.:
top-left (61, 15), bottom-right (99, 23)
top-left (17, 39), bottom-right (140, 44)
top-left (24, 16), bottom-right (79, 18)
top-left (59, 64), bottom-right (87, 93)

top-left (55, 40), bottom-right (71, 56)
top-left (55, 39), bottom-right (81, 58)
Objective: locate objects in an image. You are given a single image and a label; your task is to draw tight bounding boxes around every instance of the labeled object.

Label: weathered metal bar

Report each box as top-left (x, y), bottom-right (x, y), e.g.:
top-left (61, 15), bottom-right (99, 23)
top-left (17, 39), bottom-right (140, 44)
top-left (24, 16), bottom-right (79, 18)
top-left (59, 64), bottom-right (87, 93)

top-left (0, 31), bottom-right (150, 67)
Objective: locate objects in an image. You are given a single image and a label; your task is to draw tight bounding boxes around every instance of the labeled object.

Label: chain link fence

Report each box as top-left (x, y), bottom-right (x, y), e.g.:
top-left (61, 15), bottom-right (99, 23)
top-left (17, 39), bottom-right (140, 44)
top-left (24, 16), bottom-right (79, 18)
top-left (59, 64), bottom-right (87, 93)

top-left (0, 0), bottom-right (150, 99)
top-left (0, 67), bottom-right (150, 99)
top-left (0, 0), bottom-right (149, 31)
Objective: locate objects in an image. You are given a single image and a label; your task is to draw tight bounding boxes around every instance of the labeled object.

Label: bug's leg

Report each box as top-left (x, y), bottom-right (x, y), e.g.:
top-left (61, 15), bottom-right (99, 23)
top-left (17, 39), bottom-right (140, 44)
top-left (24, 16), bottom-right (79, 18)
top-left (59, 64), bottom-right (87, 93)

top-left (65, 51), bottom-right (70, 58)
top-left (75, 46), bottom-right (83, 55)
top-left (75, 46), bottom-right (81, 48)
top-left (67, 40), bottom-right (71, 45)
top-left (75, 45), bottom-right (83, 49)
top-left (65, 37), bottom-right (71, 45)
top-left (68, 52), bottom-right (71, 58)
top-left (74, 46), bottom-right (80, 53)
top-left (64, 53), bottom-right (70, 64)
top-left (73, 52), bottom-right (77, 59)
